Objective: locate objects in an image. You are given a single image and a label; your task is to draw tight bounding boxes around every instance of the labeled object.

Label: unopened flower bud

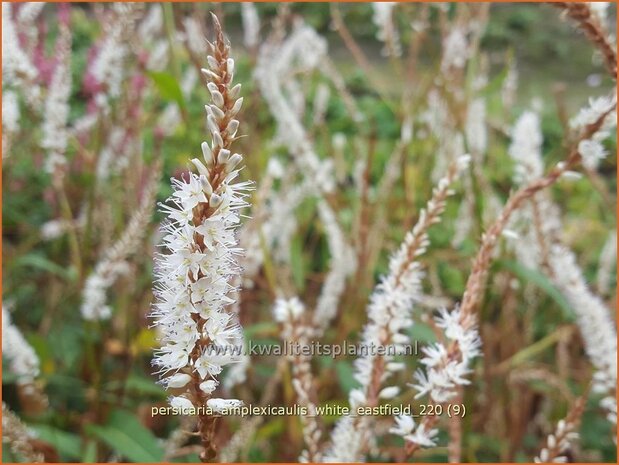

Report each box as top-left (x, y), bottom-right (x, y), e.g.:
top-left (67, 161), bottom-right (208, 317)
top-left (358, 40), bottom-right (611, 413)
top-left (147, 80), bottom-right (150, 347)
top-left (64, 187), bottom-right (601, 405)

top-left (230, 97), bottom-right (243, 116)
top-left (200, 380), bottom-right (217, 394)
top-left (167, 373), bottom-right (192, 388)
top-left (349, 388), bottom-right (366, 407)
top-left (230, 83), bottom-right (242, 100)
top-left (207, 82), bottom-right (219, 93)
top-left (217, 149), bottom-right (231, 164)
top-left (386, 362), bottom-right (406, 372)
top-left (207, 398), bottom-right (243, 413)
top-left (211, 90), bottom-right (224, 107)
top-left (207, 115), bottom-right (220, 135)
top-left (501, 229), bottom-right (519, 240)
top-left (206, 55), bottom-right (218, 70)
top-left (226, 58), bottom-right (235, 76)
top-left (170, 396), bottom-right (194, 411)
top-left (201, 142), bottom-right (213, 166)
top-left (191, 158), bottom-right (209, 177)
top-left (201, 68), bottom-right (218, 80)
top-left (208, 104), bottom-right (225, 121)
top-left (212, 132), bottom-right (223, 148)
top-left (199, 175), bottom-right (213, 196)
top-left (209, 193), bottom-right (223, 208)
top-left (226, 120), bottom-right (239, 137)
top-left (226, 153), bottom-right (243, 171)
top-left (379, 386), bottom-right (400, 399)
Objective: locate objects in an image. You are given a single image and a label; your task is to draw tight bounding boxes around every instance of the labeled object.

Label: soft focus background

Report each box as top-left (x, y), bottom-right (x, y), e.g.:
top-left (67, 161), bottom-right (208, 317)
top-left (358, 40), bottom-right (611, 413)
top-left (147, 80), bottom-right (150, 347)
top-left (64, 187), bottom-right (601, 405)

top-left (2, 2), bottom-right (617, 463)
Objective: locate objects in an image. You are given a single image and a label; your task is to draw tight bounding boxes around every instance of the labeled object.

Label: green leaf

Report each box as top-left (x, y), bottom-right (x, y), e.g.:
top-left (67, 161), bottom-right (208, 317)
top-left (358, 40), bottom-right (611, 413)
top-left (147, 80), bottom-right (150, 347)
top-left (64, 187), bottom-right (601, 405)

top-left (107, 374), bottom-right (166, 398)
top-left (148, 71), bottom-right (186, 111)
top-left (335, 360), bottom-right (356, 394)
top-left (2, 446), bottom-right (16, 462)
top-left (244, 322), bottom-right (278, 338)
top-left (439, 263), bottom-right (465, 295)
top-left (172, 452), bottom-right (201, 463)
top-left (496, 260), bottom-right (575, 319)
top-left (30, 425), bottom-right (82, 460)
top-left (2, 361), bottom-right (19, 383)
top-left (16, 253), bottom-right (76, 281)
top-left (81, 439), bottom-right (97, 463)
top-left (86, 410), bottom-right (164, 462)
top-left (255, 417), bottom-right (284, 441)
top-left (408, 321), bottom-right (437, 344)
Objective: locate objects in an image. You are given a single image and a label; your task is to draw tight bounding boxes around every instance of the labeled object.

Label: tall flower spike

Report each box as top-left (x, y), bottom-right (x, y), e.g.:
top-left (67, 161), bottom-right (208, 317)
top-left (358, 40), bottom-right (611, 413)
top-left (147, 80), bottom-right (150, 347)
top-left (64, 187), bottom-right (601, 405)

top-left (2, 305), bottom-right (40, 387)
top-left (534, 396), bottom-right (586, 463)
top-left (273, 298), bottom-right (323, 462)
top-left (2, 402), bottom-right (44, 463)
top-left (324, 155), bottom-right (471, 462)
top-left (151, 14), bottom-right (251, 462)
top-left (82, 162), bottom-right (161, 321)
top-left (42, 18), bottom-right (72, 177)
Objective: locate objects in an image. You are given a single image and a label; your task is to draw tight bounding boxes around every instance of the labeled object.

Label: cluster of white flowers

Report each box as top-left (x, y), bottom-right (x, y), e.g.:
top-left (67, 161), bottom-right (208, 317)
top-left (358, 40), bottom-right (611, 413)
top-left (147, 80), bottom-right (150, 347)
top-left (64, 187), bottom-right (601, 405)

top-left (273, 298), bottom-right (322, 462)
top-left (312, 201), bottom-right (357, 335)
top-left (2, 402), bottom-right (44, 463)
top-left (2, 3), bottom-right (40, 104)
top-left (548, 245), bottom-right (617, 425)
top-left (256, 21), bottom-right (335, 194)
top-left (96, 125), bottom-right (144, 180)
top-left (411, 307), bottom-right (481, 403)
top-left (509, 111), bottom-right (544, 183)
top-left (2, 90), bottom-right (20, 156)
top-left (465, 98), bottom-right (487, 160)
top-left (17, 2), bottom-right (45, 27)
top-left (389, 307), bottom-right (480, 453)
top-left (273, 296), bottom-right (306, 337)
top-left (570, 93), bottom-right (617, 171)
top-left (81, 262), bottom-right (129, 321)
top-left (90, 4), bottom-right (137, 107)
top-left (420, 89), bottom-right (464, 184)
top-left (253, 21), bottom-right (358, 347)
top-left (441, 27), bottom-right (470, 73)
top-left (260, 177), bottom-right (314, 268)
top-left (144, 23), bottom-right (172, 75)
top-left (138, 4), bottom-right (163, 43)
top-left (241, 3), bottom-right (260, 50)
top-left (422, 89), bottom-right (451, 140)
top-left (508, 103), bottom-right (617, 426)
top-left (596, 229), bottom-right (616, 296)
top-left (372, 2), bottom-right (402, 57)
top-left (577, 138), bottom-right (607, 170)
top-left (2, 90), bottom-right (20, 135)
top-left (390, 414), bottom-right (438, 448)
top-left (146, 40), bottom-right (170, 72)
top-left (2, 306), bottom-right (40, 386)
top-left (42, 25), bottom-right (72, 175)
top-left (507, 109), bottom-right (563, 268)
top-left (534, 417), bottom-right (580, 463)
top-left (324, 155), bottom-right (471, 462)
top-left (452, 193), bottom-right (473, 248)
top-left (152, 24), bottom-right (249, 414)
top-left (182, 17), bottom-right (205, 58)
top-left (312, 83), bottom-right (331, 126)
top-left (41, 212), bottom-right (86, 241)
top-left (588, 2), bottom-right (610, 28)
top-left (82, 164), bottom-right (160, 321)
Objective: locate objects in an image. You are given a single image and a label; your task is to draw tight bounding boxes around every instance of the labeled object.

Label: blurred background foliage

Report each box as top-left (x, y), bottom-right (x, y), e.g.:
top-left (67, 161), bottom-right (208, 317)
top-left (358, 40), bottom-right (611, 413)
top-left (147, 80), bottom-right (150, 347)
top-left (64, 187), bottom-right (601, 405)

top-left (2, 2), bottom-right (616, 463)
